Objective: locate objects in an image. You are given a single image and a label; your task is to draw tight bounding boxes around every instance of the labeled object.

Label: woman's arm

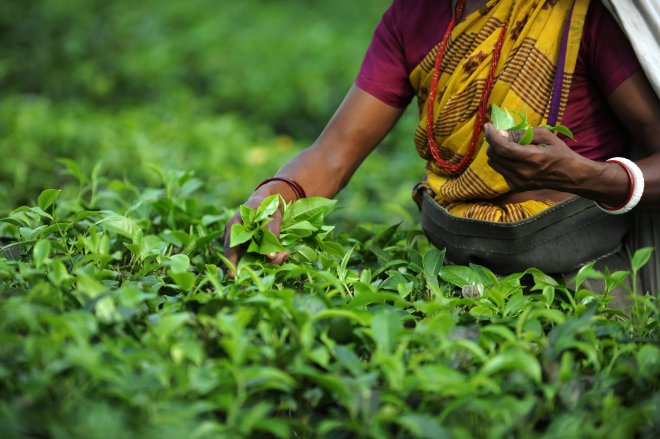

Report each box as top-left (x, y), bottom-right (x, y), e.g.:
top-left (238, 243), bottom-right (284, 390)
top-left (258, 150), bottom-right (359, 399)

top-left (223, 85), bottom-right (405, 269)
top-left (267, 85), bottom-right (405, 200)
top-left (606, 69), bottom-right (660, 206)
top-left (485, 69), bottom-right (660, 210)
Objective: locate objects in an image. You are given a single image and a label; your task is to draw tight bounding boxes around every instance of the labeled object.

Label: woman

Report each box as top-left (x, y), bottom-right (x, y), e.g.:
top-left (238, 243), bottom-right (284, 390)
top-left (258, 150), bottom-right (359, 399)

top-left (223, 0), bottom-right (660, 285)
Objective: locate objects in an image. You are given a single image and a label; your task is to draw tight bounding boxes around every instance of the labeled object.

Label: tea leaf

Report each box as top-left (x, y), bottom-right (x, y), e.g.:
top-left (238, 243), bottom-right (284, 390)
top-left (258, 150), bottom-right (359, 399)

top-left (33, 239), bottom-right (51, 267)
top-left (510, 110), bottom-right (531, 131)
top-left (281, 220), bottom-right (318, 239)
top-left (371, 310), bottom-right (402, 354)
top-left (230, 223), bottom-right (255, 247)
top-left (492, 105), bottom-right (575, 145)
top-left (37, 189), bottom-right (61, 211)
top-left (257, 230), bottom-right (286, 255)
top-left (575, 261), bottom-right (599, 290)
top-left (481, 350), bottom-right (542, 383)
top-left (240, 204), bottom-right (257, 224)
top-left (439, 265), bottom-right (482, 287)
top-left (255, 194), bottom-right (280, 222)
top-left (171, 271), bottom-right (196, 290)
top-left (519, 127), bottom-right (534, 145)
top-left (96, 212), bottom-right (140, 239)
top-left (282, 197), bottom-right (336, 225)
top-left (167, 254), bottom-right (190, 274)
top-left (631, 247), bottom-right (654, 273)
top-left (604, 270), bottom-right (630, 294)
top-left (423, 247), bottom-right (445, 277)
top-left (398, 414), bottom-right (451, 439)
top-left (491, 103), bottom-right (516, 130)
top-left (542, 123), bottom-right (575, 139)
top-left (636, 344), bottom-right (660, 378)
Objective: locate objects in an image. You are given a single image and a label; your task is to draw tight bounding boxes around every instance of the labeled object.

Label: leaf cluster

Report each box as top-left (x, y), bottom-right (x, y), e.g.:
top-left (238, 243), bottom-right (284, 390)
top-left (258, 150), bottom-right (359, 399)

top-left (230, 196), bottom-right (337, 257)
top-left (0, 169), bottom-right (658, 439)
top-left (491, 104), bottom-right (574, 145)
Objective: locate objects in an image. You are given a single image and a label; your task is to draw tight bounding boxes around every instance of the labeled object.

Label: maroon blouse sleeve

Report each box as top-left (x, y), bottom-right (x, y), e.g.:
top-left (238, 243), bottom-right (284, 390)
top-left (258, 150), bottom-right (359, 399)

top-left (583, 1), bottom-right (641, 96)
top-left (355, 1), bottom-right (415, 108)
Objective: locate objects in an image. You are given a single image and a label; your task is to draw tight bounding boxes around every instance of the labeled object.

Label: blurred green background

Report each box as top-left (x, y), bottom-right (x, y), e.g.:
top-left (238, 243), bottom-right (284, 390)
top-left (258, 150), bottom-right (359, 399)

top-left (0, 0), bottom-right (422, 228)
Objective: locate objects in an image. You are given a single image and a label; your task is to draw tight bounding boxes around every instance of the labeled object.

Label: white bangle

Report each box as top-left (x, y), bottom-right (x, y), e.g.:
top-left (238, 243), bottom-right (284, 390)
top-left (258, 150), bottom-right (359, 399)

top-left (596, 157), bottom-right (644, 215)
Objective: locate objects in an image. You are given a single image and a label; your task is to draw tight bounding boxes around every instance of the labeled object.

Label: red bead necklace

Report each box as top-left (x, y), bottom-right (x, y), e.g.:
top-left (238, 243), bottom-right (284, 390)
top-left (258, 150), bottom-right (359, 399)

top-left (426, 0), bottom-right (508, 174)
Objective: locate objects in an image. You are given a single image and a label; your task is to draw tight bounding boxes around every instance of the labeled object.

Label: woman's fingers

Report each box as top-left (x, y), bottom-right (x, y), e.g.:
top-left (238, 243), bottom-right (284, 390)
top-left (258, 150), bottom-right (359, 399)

top-left (222, 198), bottom-right (291, 278)
top-left (484, 124), bottom-right (520, 160)
top-left (485, 122), bottom-right (595, 195)
top-left (264, 208), bottom-right (290, 265)
top-left (530, 126), bottom-right (558, 146)
top-left (485, 124), bottom-right (563, 191)
top-left (222, 213), bottom-right (244, 278)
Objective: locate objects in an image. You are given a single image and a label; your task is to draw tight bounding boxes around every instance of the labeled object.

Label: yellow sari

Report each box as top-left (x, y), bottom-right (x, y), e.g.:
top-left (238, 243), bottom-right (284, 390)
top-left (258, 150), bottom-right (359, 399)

top-left (411, 0), bottom-right (590, 222)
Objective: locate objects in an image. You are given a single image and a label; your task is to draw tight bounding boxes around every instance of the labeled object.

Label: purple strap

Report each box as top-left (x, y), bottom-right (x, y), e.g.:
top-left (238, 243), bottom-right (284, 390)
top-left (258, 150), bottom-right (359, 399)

top-left (548, 0), bottom-right (576, 126)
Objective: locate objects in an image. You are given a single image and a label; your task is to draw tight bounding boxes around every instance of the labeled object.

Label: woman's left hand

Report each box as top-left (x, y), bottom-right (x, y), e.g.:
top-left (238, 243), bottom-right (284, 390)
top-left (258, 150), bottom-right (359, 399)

top-left (484, 123), bottom-right (597, 194)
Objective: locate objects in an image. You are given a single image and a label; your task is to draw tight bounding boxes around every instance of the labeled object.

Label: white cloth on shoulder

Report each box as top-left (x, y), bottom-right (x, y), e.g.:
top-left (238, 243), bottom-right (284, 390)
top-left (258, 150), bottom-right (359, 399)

top-left (602, 0), bottom-right (660, 97)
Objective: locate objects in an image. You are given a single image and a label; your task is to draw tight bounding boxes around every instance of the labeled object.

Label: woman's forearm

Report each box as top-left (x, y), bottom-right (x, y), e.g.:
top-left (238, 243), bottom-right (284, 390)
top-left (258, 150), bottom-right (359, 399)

top-left (253, 144), bottom-right (356, 202)
top-left (604, 70), bottom-right (660, 210)
top-left (252, 85), bottom-right (405, 202)
top-left (568, 153), bottom-right (659, 210)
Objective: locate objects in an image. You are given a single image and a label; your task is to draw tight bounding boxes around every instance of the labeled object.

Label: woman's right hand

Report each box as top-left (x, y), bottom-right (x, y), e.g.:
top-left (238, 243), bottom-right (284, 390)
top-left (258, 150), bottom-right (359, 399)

top-left (222, 85), bottom-right (406, 276)
top-left (222, 186), bottom-right (292, 277)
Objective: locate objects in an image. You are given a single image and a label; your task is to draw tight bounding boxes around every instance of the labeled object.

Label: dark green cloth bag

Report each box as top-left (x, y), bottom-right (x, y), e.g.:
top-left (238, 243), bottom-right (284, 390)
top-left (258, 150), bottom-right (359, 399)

top-left (420, 190), bottom-right (631, 275)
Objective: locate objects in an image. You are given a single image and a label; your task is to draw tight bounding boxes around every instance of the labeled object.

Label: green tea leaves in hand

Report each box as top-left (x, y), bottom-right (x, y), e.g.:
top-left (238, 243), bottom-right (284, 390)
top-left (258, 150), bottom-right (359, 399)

top-left (491, 104), bottom-right (574, 145)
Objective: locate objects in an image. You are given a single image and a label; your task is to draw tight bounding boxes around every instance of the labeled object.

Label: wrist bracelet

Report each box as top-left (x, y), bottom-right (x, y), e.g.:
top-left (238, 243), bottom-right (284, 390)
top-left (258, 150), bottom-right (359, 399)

top-left (596, 157), bottom-right (644, 215)
top-left (255, 177), bottom-right (307, 200)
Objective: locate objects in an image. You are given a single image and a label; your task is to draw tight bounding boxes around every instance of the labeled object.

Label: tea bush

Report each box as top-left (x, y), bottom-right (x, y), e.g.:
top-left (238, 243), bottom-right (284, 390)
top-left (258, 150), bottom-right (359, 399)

top-left (0, 179), bottom-right (657, 438)
top-left (1, 0), bottom-right (658, 437)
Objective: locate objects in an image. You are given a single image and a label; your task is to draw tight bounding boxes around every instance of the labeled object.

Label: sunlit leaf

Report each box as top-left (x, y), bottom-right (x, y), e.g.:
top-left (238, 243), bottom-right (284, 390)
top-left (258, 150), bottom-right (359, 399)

top-left (282, 197), bottom-right (336, 224)
top-left (631, 247), bottom-right (654, 273)
top-left (542, 123), bottom-right (575, 139)
top-left (575, 261), bottom-right (599, 290)
top-left (519, 127), bottom-right (534, 145)
top-left (491, 103), bottom-right (516, 130)
top-left (423, 247), bottom-right (445, 277)
top-left (37, 189), bottom-right (61, 211)
top-left (96, 212), bottom-right (140, 239)
top-left (370, 310), bottom-right (401, 354)
top-left (604, 270), bottom-right (630, 294)
top-left (240, 204), bottom-right (256, 224)
top-left (230, 223), bottom-right (255, 247)
top-left (33, 239), bottom-right (51, 267)
top-left (439, 265), bottom-right (482, 287)
top-left (167, 254), bottom-right (190, 274)
top-left (398, 414), bottom-right (451, 439)
top-left (258, 230), bottom-right (286, 255)
top-left (637, 344), bottom-right (660, 379)
top-left (255, 194), bottom-right (280, 222)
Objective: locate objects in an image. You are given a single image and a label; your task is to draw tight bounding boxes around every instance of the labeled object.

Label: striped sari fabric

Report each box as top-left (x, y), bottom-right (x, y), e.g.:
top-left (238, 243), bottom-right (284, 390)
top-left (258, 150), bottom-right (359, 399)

top-left (411, 0), bottom-right (590, 222)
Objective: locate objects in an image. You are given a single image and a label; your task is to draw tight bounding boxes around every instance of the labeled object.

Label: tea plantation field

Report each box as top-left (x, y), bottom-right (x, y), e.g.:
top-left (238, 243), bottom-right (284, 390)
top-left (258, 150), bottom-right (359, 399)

top-left (1, 1), bottom-right (658, 438)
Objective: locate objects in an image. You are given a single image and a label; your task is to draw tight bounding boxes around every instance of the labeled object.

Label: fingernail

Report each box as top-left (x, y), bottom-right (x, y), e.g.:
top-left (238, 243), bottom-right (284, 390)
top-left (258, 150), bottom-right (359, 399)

top-left (268, 252), bottom-right (277, 259)
top-left (498, 129), bottom-right (509, 138)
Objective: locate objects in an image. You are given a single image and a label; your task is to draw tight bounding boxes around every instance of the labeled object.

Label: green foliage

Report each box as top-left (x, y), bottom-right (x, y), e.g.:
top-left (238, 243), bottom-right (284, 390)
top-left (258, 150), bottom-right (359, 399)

top-left (230, 195), bottom-right (336, 258)
top-left (0, 0), bottom-right (420, 221)
top-left (0, 172), bottom-right (658, 438)
top-left (0, 0), bottom-right (387, 138)
top-left (1, 1), bottom-right (658, 437)
top-left (230, 195), bottom-right (284, 252)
